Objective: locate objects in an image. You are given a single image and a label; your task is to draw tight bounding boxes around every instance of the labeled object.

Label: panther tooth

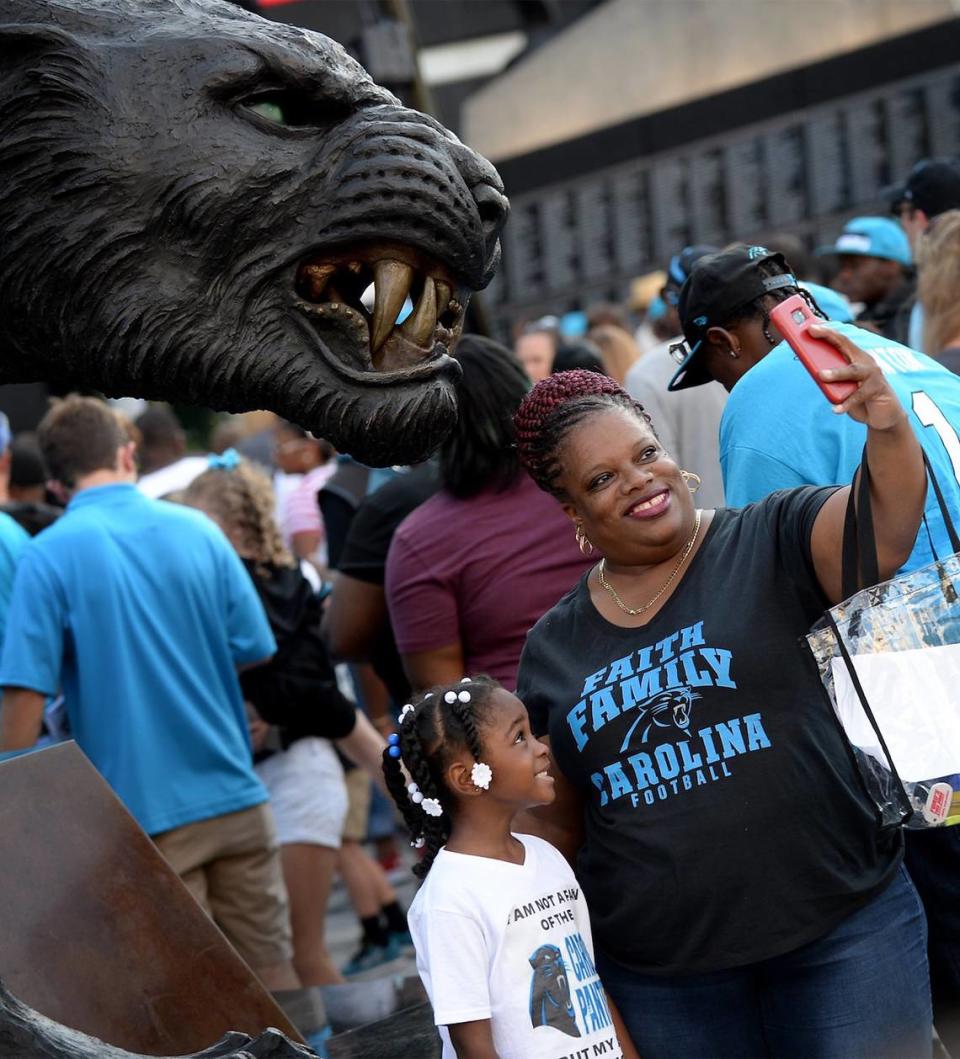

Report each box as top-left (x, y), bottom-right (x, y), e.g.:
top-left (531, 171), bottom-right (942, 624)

top-left (371, 260), bottom-right (414, 355)
top-left (402, 275), bottom-right (438, 348)
top-left (435, 280), bottom-right (452, 317)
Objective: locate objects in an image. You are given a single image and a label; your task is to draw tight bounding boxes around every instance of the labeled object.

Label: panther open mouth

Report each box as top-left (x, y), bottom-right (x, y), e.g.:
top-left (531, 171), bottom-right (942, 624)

top-left (295, 241), bottom-right (466, 380)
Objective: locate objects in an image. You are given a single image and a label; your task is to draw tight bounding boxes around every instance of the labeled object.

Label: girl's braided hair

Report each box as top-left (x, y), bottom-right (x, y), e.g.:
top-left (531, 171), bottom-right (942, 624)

top-left (513, 369), bottom-right (654, 499)
top-left (382, 676), bottom-right (500, 880)
top-left (182, 458), bottom-right (294, 571)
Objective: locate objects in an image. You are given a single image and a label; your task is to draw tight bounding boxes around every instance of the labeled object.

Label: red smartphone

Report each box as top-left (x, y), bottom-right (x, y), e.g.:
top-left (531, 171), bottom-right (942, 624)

top-left (769, 293), bottom-right (857, 405)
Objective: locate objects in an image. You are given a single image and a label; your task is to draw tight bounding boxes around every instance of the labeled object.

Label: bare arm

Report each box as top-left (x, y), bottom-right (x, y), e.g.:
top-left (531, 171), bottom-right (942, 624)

top-left (335, 709), bottom-right (388, 795)
top-left (0, 687), bottom-right (45, 751)
top-left (322, 572), bottom-right (388, 662)
top-left (290, 530), bottom-right (326, 576)
top-left (447, 1019), bottom-right (499, 1059)
top-left (513, 737), bottom-right (585, 866)
top-left (808, 325), bottom-right (925, 604)
top-left (607, 993), bottom-right (643, 1059)
top-left (402, 641), bottom-right (465, 694)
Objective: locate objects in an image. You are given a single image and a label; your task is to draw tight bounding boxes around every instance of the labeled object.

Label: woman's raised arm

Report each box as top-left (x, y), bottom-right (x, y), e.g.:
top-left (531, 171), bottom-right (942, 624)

top-left (809, 325), bottom-right (926, 604)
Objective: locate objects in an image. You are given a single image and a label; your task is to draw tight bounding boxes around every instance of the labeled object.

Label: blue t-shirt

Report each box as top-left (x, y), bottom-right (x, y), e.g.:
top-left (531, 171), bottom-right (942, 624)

top-left (720, 322), bottom-right (960, 573)
top-left (0, 512), bottom-right (28, 646)
top-left (0, 484), bottom-right (276, 834)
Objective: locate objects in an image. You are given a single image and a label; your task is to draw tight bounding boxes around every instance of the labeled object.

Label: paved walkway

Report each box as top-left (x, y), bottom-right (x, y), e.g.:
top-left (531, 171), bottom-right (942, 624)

top-left (326, 854), bottom-right (418, 975)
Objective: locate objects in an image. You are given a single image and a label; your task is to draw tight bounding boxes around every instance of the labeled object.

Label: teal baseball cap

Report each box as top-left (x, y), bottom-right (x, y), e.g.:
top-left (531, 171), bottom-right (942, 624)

top-left (817, 217), bottom-right (912, 267)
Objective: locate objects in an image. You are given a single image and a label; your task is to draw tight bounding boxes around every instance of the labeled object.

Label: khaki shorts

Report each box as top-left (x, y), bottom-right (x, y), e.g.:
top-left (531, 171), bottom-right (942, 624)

top-left (153, 802), bottom-right (293, 970)
top-left (341, 767), bottom-right (372, 843)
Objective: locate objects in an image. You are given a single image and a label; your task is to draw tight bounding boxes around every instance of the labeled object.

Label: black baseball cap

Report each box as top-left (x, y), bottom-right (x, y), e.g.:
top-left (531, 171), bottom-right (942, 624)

top-left (663, 244), bottom-right (718, 306)
top-left (886, 158), bottom-right (960, 219)
top-left (668, 245), bottom-right (796, 392)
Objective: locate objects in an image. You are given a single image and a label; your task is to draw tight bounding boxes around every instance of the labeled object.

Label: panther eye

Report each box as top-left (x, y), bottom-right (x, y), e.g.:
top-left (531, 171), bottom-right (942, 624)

top-left (240, 91), bottom-right (355, 129)
top-left (247, 99), bottom-right (286, 124)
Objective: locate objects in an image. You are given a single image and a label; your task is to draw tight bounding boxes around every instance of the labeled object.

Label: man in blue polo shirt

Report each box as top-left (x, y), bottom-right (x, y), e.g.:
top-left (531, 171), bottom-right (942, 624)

top-left (0, 396), bottom-right (298, 992)
top-left (669, 243), bottom-right (960, 1051)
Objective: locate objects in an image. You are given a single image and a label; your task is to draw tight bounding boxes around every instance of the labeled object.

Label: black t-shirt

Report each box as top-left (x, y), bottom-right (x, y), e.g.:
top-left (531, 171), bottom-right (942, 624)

top-left (338, 463), bottom-right (439, 586)
top-left (337, 463), bottom-right (439, 704)
top-left (516, 488), bottom-right (901, 977)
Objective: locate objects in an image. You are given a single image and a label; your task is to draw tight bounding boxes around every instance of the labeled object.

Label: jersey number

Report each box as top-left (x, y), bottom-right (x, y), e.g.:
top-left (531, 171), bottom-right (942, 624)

top-left (912, 391), bottom-right (960, 485)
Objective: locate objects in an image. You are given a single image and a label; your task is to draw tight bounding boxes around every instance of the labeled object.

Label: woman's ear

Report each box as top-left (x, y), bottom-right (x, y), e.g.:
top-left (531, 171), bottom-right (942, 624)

top-left (560, 501), bottom-right (579, 524)
top-left (446, 756), bottom-right (484, 799)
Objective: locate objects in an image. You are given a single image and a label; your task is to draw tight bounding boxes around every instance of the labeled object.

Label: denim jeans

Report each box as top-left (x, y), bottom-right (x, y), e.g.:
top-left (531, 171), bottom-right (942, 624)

top-left (598, 866), bottom-right (931, 1059)
top-left (905, 827), bottom-right (960, 1054)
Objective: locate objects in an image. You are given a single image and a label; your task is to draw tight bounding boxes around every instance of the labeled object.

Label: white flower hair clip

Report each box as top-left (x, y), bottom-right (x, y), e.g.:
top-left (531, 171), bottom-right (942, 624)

top-left (407, 781), bottom-right (423, 805)
top-left (471, 762), bottom-right (493, 790)
top-left (421, 797), bottom-right (443, 817)
top-left (399, 703), bottom-right (415, 722)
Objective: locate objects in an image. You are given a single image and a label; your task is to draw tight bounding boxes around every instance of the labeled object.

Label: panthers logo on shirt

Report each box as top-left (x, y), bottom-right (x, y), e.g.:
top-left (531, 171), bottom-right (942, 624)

top-left (619, 687), bottom-right (700, 751)
top-left (528, 944), bottom-right (580, 1038)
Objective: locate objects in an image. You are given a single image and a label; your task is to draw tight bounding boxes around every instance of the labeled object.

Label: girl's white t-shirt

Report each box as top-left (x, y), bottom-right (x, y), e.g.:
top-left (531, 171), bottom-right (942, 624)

top-left (408, 833), bottom-right (624, 1059)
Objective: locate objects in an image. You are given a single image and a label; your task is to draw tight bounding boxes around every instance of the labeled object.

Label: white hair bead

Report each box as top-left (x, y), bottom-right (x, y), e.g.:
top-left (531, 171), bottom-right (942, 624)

top-left (458, 690), bottom-right (471, 703)
top-left (443, 691), bottom-right (457, 704)
top-left (411, 791), bottom-right (424, 804)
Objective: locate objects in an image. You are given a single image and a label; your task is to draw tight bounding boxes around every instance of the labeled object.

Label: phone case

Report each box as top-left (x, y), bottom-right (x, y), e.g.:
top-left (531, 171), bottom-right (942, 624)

top-left (769, 294), bottom-right (857, 405)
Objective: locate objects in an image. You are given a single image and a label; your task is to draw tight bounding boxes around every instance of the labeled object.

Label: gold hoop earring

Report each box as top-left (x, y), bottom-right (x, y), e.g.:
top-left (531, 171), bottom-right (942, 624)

top-left (575, 522), bottom-right (593, 555)
top-left (680, 470), bottom-right (702, 494)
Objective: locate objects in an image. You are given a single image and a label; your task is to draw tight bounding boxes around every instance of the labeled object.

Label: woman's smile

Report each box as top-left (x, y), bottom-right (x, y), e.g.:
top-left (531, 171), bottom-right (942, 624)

top-left (624, 488), bottom-right (671, 520)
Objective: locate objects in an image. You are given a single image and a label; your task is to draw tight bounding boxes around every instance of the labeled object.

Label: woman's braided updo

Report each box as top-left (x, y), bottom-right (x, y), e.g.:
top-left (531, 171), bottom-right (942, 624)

top-left (381, 676), bottom-right (500, 880)
top-left (513, 369), bottom-right (654, 499)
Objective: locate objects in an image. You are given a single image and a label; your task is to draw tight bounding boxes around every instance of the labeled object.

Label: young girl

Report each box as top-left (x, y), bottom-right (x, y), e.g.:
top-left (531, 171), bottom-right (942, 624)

top-left (382, 676), bottom-right (636, 1059)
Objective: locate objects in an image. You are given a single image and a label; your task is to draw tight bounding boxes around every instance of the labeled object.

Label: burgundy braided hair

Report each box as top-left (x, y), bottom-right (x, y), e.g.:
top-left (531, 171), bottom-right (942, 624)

top-left (513, 369), bottom-right (654, 498)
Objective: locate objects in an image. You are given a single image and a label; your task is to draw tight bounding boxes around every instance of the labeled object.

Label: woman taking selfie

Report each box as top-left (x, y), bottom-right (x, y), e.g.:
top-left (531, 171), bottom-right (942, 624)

top-left (513, 328), bottom-right (932, 1059)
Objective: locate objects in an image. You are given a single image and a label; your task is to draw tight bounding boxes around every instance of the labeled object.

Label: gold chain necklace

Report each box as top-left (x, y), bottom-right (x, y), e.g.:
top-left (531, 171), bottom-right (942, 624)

top-left (597, 510), bottom-right (703, 616)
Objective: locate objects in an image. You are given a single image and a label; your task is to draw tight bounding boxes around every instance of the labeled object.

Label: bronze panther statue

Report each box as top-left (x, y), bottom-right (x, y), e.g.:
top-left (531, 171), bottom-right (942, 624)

top-left (0, 978), bottom-right (313, 1058)
top-left (0, 0), bottom-right (508, 465)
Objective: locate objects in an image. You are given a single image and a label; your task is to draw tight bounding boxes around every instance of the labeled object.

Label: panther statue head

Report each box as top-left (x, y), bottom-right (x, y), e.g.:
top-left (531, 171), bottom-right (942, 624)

top-left (0, 0), bottom-right (509, 465)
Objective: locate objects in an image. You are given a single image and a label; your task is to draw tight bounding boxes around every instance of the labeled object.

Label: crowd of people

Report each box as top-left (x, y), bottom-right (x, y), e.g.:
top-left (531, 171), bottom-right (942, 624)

top-left (1, 155), bottom-right (960, 1059)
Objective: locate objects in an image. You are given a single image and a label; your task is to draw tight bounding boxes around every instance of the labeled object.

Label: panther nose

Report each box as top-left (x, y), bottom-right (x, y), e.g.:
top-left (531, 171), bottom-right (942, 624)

top-left (471, 182), bottom-right (510, 261)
